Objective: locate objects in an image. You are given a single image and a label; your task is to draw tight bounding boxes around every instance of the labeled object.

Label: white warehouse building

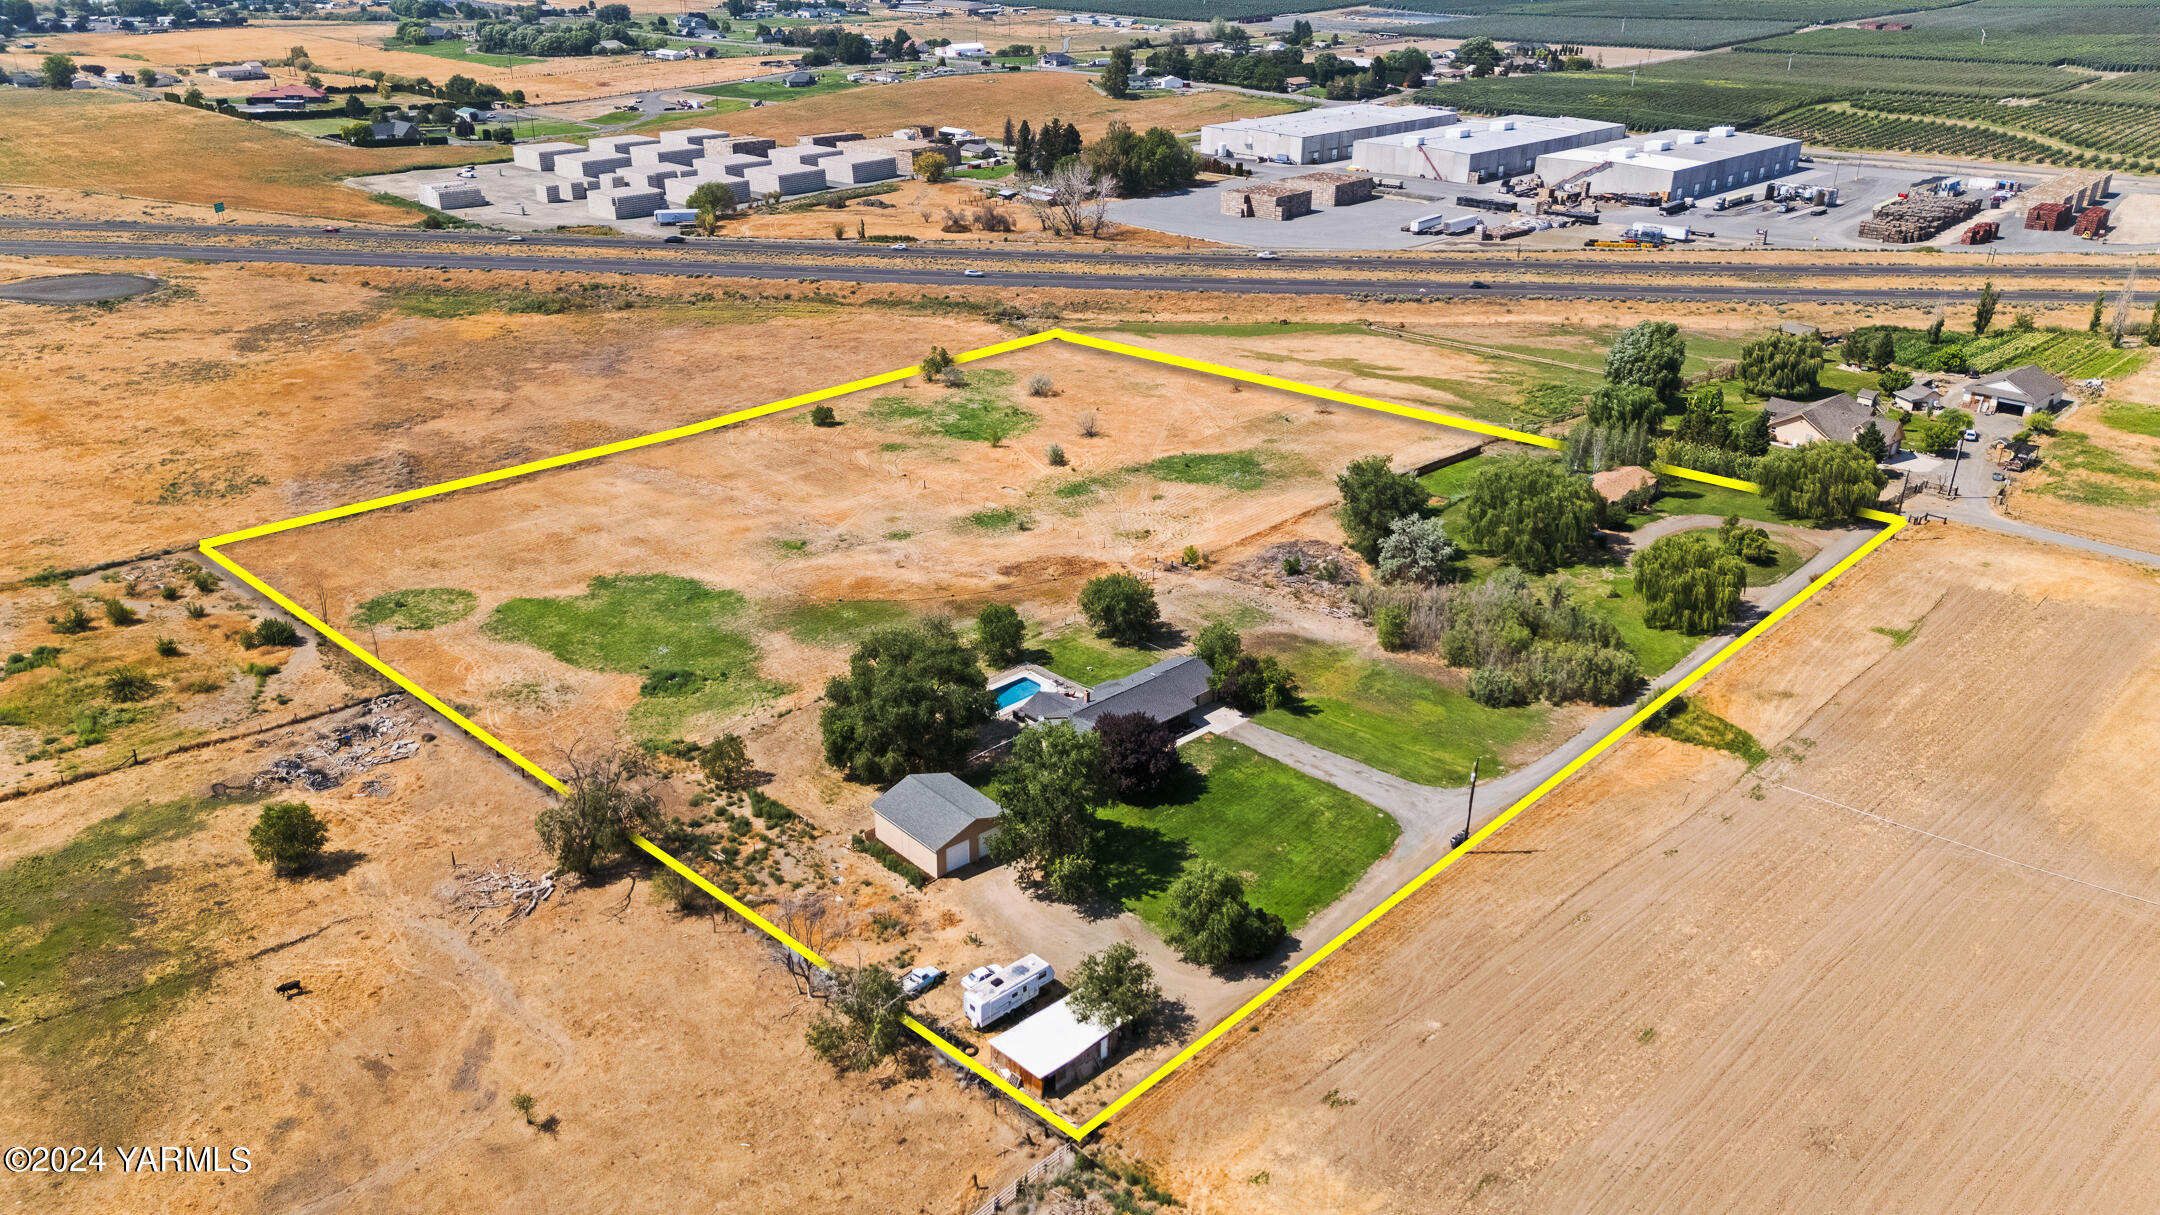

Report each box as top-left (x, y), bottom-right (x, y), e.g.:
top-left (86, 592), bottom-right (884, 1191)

top-left (1533, 126), bottom-right (1803, 200)
top-left (1353, 114), bottom-right (1626, 184)
top-left (1199, 103), bottom-right (1459, 166)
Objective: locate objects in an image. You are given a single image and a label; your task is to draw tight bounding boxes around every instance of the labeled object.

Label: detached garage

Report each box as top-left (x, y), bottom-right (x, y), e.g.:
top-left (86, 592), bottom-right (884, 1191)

top-left (870, 773), bottom-right (1002, 878)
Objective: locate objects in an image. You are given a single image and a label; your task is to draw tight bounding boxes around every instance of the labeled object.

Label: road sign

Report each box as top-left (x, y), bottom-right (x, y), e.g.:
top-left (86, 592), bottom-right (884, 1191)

top-left (213, 202), bottom-right (225, 213)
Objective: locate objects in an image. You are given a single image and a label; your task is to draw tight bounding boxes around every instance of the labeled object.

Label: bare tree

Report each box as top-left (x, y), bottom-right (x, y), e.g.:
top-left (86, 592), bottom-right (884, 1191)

top-left (535, 744), bottom-right (665, 878)
top-left (1028, 162), bottom-right (1117, 237)
top-left (766, 889), bottom-right (841, 996)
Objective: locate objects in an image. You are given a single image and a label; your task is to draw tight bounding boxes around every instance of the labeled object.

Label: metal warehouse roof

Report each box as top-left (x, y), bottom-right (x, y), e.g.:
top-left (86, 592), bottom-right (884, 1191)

top-left (988, 996), bottom-right (1116, 1077)
top-left (1540, 127), bottom-right (1799, 171)
top-left (1204, 102), bottom-right (1458, 138)
top-left (1358, 114), bottom-right (1620, 153)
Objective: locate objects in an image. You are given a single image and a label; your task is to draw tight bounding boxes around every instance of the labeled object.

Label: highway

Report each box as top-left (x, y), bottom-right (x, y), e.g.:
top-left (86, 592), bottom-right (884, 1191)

top-left (0, 233), bottom-right (2146, 304)
top-left (0, 218), bottom-right (2145, 283)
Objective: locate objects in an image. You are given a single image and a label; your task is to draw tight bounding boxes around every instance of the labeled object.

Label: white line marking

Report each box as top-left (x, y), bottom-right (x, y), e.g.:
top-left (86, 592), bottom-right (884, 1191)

top-left (1779, 784), bottom-right (2160, 911)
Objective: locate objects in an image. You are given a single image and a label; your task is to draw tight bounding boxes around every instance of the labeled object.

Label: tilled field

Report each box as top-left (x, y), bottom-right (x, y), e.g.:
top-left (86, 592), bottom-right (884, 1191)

top-left (1108, 526), bottom-right (2160, 1214)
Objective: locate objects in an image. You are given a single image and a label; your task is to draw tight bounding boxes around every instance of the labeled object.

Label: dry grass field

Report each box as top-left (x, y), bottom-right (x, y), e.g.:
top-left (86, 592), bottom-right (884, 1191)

top-left (653, 69), bottom-right (1303, 144)
top-left (0, 90), bottom-right (507, 222)
top-left (1109, 526), bottom-right (2160, 1214)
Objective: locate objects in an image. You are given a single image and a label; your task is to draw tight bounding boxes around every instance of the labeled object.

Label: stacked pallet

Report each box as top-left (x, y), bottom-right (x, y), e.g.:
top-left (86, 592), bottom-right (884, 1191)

top-left (1959, 220), bottom-right (2000, 244)
top-left (1858, 195), bottom-right (1980, 243)
top-left (2073, 206), bottom-right (2110, 238)
top-left (2025, 202), bottom-right (2071, 230)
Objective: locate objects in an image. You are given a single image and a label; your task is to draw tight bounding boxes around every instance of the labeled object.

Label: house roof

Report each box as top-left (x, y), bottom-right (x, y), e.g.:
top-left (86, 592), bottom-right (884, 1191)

top-left (1894, 382), bottom-right (1940, 404)
top-left (872, 772), bottom-right (1000, 851)
top-left (1779, 321), bottom-right (1820, 336)
top-left (987, 996), bottom-right (1116, 1078)
top-left (1071, 655), bottom-right (1212, 730)
top-left (1768, 393), bottom-right (1896, 445)
top-left (1011, 690), bottom-right (1081, 719)
top-left (1590, 464), bottom-right (1656, 502)
top-left (248, 84), bottom-right (325, 100)
top-left (1968, 363), bottom-right (2066, 405)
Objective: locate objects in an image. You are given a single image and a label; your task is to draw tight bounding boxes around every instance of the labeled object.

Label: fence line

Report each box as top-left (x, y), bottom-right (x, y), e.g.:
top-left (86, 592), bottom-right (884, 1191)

top-left (965, 1144), bottom-right (1076, 1215)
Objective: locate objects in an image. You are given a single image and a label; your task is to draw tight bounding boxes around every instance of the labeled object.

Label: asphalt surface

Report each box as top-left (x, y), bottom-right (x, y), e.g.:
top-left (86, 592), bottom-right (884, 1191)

top-left (0, 236), bottom-right (2142, 304)
top-left (0, 218), bottom-right (2146, 281)
top-left (0, 272), bottom-right (159, 302)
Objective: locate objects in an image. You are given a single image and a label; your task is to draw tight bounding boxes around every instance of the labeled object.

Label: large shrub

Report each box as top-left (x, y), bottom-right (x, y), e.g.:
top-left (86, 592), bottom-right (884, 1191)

top-left (1160, 860), bottom-right (1284, 966)
top-left (1457, 455), bottom-right (1603, 575)
top-left (1078, 574), bottom-right (1160, 647)
top-left (819, 621), bottom-right (991, 784)
top-left (1755, 441), bottom-right (1888, 525)
top-left (1335, 455), bottom-right (1430, 564)
top-left (1635, 531), bottom-right (1748, 634)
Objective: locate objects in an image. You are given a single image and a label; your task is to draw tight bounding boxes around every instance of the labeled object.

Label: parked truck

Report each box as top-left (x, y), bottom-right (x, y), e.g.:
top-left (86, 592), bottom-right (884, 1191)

top-left (961, 954), bottom-right (1055, 1028)
top-left (1402, 213), bottom-right (1478, 235)
top-left (653, 209), bottom-right (699, 225)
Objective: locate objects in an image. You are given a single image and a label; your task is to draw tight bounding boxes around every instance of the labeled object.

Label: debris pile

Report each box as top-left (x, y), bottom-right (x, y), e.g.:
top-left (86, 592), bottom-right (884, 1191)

top-left (449, 860), bottom-right (557, 925)
top-left (239, 695), bottom-right (423, 793)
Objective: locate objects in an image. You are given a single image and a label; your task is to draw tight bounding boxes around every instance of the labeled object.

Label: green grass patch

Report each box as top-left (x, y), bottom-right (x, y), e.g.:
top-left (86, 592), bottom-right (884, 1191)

top-left (1572, 572), bottom-right (1704, 678)
top-left (483, 574), bottom-right (782, 739)
top-left (1097, 735), bottom-right (1398, 932)
top-left (866, 370), bottom-right (1035, 444)
top-left (1418, 456), bottom-right (1484, 515)
top-left (769, 598), bottom-right (910, 646)
top-left (1253, 640), bottom-right (1545, 787)
top-left (2100, 402), bottom-right (2160, 438)
top-left (1647, 698), bottom-right (1767, 767)
top-left (389, 39), bottom-right (544, 66)
top-left (0, 795), bottom-right (253, 1082)
top-left (953, 163), bottom-right (1016, 180)
top-left (965, 507), bottom-right (1032, 532)
top-left (1037, 628), bottom-right (1161, 686)
top-left (1872, 620), bottom-right (1922, 647)
top-left (691, 73), bottom-right (861, 102)
top-left (382, 284), bottom-right (589, 317)
top-left (1653, 477), bottom-right (1790, 525)
top-left (350, 587), bottom-right (477, 631)
top-left (1136, 449), bottom-right (1276, 491)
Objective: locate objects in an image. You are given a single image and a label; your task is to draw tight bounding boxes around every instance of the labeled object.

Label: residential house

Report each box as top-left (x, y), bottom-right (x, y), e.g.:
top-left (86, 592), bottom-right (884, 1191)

top-left (1036, 50), bottom-right (1072, 66)
top-left (246, 83), bottom-right (326, 106)
top-left (870, 772), bottom-right (1001, 877)
top-left (1962, 364), bottom-right (2068, 416)
top-left (207, 60), bottom-right (270, 80)
top-left (594, 38), bottom-right (629, 53)
top-left (1767, 392), bottom-right (1903, 456)
top-left (985, 997), bottom-right (1122, 1097)
top-left (366, 118), bottom-right (423, 142)
top-left (1894, 382), bottom-right (1943, 412)
top-left (783, 69), bottom-right (816, 87)
top-left (1008, 656), bottom-right (1215, 733)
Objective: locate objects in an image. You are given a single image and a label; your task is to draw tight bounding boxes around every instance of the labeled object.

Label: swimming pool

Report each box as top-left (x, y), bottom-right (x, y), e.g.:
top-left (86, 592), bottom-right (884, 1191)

top-left (993, 676), bottom-right (1044, 710)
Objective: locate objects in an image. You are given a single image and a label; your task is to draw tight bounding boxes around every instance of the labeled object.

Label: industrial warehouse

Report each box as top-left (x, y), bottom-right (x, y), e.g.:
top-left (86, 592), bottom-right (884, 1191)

top-left (1197, 103), bottom-right (1462, 165)
top-left (1352, 115), bottom-right (1626, 185)
top-left (1533, 127), bottom-right (1803, 203)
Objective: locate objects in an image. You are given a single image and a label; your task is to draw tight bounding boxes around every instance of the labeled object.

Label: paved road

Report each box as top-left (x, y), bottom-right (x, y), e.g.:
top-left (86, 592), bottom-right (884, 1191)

top-left (2, 218), bottom-right (2149, 283)
top-left (1931, 491), bottom-right (2160, 568)
top-left (0, 236), bottom-right (2142, 304)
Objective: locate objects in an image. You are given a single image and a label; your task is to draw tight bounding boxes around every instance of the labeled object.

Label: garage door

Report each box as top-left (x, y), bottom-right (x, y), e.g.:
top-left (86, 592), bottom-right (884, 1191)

top-left (944, 839), bottom-right (971, 872)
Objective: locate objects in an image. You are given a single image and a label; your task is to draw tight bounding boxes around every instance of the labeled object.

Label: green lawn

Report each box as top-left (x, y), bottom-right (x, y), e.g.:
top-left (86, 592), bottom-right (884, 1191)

top-left (866, 369), bottom-right (1035, 444)
top-left (1653, 477), bottom-right (1790, 525)
top-left (1418, 456), bottom-right (1483, 515)
top-left (1253, 640), bottom-right (1547, 787)
top-left (1097, 735), bottom-right (1399, 932)
top-left (482, 573), bottom-right (785, 739)
top-left (953, 163), bottom-right (1016, 180)
top-left (691, 74), bottom-right (861, 102)
top-left (1036, 628), bottom-right (1162, 686)
top-left (508, 119), bottom-right (601, 139)
top-left (1569, 572), bottom-right (1703, 678)
top-left (389, 40), bottom-right (544, 67)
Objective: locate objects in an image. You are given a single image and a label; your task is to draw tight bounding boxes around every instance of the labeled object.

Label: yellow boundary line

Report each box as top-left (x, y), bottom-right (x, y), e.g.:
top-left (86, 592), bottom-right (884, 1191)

top-left (199, 329), bottom-right (1904, 1143)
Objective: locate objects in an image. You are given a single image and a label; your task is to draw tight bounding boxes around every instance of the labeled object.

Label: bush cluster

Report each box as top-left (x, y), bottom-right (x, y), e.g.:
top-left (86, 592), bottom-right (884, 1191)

top-left (1442, 569), bottom-right (1640, 706)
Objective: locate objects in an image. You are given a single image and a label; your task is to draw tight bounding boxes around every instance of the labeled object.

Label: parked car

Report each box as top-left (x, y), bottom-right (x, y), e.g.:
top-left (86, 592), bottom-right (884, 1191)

top-left (1993, 471), bottom-right (2007, 481)
top-left (901, 966), bottom-right (943, 997)
top-left (1962, 429), bottom-right (1980, 442)
top-left (963, 268), bottom-right (985, 277)
top-left (1254, 250), bottom-right (1279, 260)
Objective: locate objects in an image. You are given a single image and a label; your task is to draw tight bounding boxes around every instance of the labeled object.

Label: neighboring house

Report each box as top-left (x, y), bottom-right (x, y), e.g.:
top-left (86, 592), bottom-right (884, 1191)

top-left (985, 997), bottom-right (1122, 1097)
top-left (1036, 50), bottom-right (1072, 66)
top-left (1009, 656), bottom-right (1214, 733)
top-left (870, 772), bottom-right (1001, 877)
top-left (1894, 382), bottom-right (1942, 412)
top-left (246, 83), bottom-right (326, 105)
top-left (1962, 364), bottom-right (2068, 416)
top-left (938, 41), bottom-right (989, 58)
top-left (650, 46), bottom-right (693, 60)
top-left (1768, 392), bottom-right (1903, 455)
top-left (455, 105), bottom-right (492, 121)
top-left (208, 60), bottom-right (269, 80)
top-left (595, 38), bottom-right (629, 53)
top-left (783, 69), bottom-right (816, 86)
top-left (1590, 465), bottom-right (1657, 504)
top-left (367, 119), bottom-right (422, 141)
top-left (1856, 388), bottom-right (1880, 411)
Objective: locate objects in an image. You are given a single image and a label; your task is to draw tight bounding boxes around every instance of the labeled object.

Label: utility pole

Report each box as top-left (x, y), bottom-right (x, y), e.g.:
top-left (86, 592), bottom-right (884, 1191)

top-left (1451, 760), bottom-right (1479, 850)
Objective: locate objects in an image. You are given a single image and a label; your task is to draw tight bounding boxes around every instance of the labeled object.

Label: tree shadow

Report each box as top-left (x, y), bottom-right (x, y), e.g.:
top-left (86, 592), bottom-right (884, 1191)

top-left (1090, 822), bottom-right (1191, 924)
top-left (305, 850), bottom-right (368, 880)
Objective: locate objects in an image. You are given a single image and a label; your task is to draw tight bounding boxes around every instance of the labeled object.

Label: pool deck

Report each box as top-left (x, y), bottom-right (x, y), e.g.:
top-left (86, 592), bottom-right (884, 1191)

top-left (987, 664), bottom-right (1089, 718)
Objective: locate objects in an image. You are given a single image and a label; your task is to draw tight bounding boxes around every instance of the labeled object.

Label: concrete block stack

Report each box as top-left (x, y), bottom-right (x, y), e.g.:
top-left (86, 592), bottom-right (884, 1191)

top-left (2072, 206), bottom-right (2109, 239)
top-left (419, 182), bottom-right (487, 209)
top-left (511, 141), bottom-right (584, 172)
top-left (711, 136), bottom-right (778, 158)
top-left (800, 131), bottom-right (867, 148)
top-left (820, 152), bottom-right (900, 185)
top-left (630, 142), bottom-right (704, 168)
top-left (770, 145), bottom-right (840, 170)
top-left (588, 186), bottom-right (667, 219)
top-left (657, 127), bottom-right (729, 149)
top-left (588, 135), bottom-right (662, 157)
top-left (705, 153), bottom-right (771, 178)
top-left (742, 164), bottom-right (828, 197)
top-left (2025, 202), bottom-right (2070, 231)
top-left (556, 152), bottom-right (631, 181)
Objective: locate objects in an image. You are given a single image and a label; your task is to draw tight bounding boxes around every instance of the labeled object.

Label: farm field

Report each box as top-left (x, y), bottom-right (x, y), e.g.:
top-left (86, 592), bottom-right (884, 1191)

top-left (1110, 526), bottom-right (2160, 1214)
top-left (0, 90), bottom-right (508, 222)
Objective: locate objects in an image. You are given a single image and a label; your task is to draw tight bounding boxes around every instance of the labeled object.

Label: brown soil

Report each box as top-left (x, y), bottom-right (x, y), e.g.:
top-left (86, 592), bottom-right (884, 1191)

top-left (1107, 525), bottom-right (2160, 1213)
